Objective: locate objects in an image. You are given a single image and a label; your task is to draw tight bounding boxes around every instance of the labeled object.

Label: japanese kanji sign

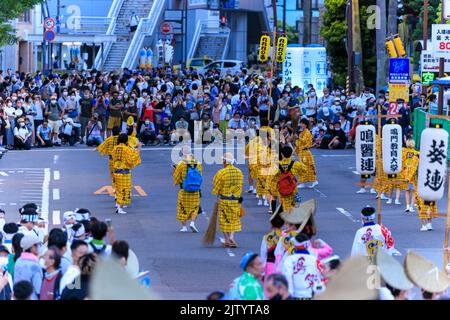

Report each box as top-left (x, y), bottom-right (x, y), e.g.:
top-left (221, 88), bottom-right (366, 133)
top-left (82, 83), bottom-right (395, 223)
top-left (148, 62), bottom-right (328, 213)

top-left (431, 24), bottom-right (450, 59)
top-left (382, 124), bottom-right (403, 174)
top-left (356, 124), bottom-right (376, 175)
top-left (417, 127), bottom-right (449, 201)
top-left (259, 35), bottom-right (270, 62)
top-left (276, 36), bottom-right (287, 63)
top-left (389, 58), bottom-right (410, 83)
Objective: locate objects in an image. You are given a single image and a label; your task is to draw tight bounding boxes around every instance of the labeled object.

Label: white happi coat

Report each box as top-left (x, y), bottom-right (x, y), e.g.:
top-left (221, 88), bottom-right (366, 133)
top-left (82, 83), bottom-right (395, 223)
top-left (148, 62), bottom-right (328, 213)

top-left (282, 251), bottom-right (325, 299)
top-left (351, 222), bottom-right (395, 257)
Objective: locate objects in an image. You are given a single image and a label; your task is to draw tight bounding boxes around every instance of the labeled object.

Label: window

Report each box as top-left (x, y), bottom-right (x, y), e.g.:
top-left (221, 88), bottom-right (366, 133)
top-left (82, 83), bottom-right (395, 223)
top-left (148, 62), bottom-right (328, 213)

top-left (208, 62), bottom-right (222, 69)
top-left (19, 10), bottom-right (31, 23)
top-left (297, 0), bottom-right (319, 10)
top-left (223, 62), bottom-right (237, 68)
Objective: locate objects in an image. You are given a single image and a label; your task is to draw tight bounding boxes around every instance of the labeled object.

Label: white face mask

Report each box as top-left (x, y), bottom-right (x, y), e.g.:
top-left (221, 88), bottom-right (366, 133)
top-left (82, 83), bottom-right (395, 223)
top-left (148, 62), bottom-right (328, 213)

top-left (143, 93), bottom-right (148, 98)
top-left (7, 103), bottom-right (12, 107)
top-left (70, 96), bottom-right (75, 100)
top-left (145, 120), bottom-right (150, 125)
top-left (39, 257), bottom-right (46, 270)
top-left (63, 92), bottom-right (68, 96)
top-left (20, 123), bottom-right (25, 127)
top-left (0, 257), bottom-right (8, 269)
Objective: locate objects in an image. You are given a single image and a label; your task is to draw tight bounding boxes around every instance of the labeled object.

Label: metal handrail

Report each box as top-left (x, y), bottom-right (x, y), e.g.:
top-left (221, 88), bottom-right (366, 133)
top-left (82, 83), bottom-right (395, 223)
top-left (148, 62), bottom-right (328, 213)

top-left (121, 0), bottom-right (166, 69)
top-left (187, 20), bottom-right (203, 61)
top-left (94, 0), bottom-right (125, 69)
top-left (221, 27), bottom-right (231, 60)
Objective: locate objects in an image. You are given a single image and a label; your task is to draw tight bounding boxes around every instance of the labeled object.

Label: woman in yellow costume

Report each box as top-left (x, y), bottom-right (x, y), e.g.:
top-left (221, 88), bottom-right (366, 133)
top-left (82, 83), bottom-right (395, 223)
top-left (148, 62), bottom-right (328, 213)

top-left (295, 118), bottom-right (318, 188)
top-left (111, 134), bottom-right (142, 214)
top-left (173, 145), bottom-right (203, 233)
top-left (97, 126), bottom-right (121, 191)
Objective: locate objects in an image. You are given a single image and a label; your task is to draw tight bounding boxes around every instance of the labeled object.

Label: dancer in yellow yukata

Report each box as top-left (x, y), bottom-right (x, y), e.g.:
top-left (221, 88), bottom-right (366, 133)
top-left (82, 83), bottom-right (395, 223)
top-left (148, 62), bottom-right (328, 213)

top-left (398, 139), bottom-right (420, 213)
top-left (111, 134), bottom-right (142, 214)
top-left (269, 145), bottom-right (306, 213)
top-left (97, 126), bottom-right (121, 191)
top-left (295, 118), bottom-right (318, 188)
top-left (414, 190), bottom-right (438, 232)
top-left (245, 134), bottom-right (260, 195)
top-left (173, 145), bottom-right (203, 233)
top-left (372, 134), bottom-right (391, 201)
top-left (255, 130), bottom-right (272, 207)
top-left (212, 152), bottom-right (244, 248)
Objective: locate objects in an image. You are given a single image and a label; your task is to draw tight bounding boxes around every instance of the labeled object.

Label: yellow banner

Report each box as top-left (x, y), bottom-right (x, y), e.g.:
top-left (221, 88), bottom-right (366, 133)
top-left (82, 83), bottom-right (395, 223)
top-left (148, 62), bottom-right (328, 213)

top-left (276, 36), bottom-right (288, 63)
top-left (388, 83), bottom-right (410, 102)
top-left (259, 35), bottom-right (270, 62)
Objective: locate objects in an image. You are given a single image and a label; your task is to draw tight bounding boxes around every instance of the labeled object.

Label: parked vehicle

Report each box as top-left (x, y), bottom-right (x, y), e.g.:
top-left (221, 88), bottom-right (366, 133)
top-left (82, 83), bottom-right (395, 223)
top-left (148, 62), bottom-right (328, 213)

top-left (197, 60), bottom-right (244, 76)
top-left (187, 57), bottom-right (213, 69)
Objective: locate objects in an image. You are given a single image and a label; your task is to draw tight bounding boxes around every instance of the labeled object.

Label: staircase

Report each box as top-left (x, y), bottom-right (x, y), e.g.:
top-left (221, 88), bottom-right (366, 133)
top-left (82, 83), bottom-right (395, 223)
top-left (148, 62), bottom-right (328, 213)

top-left (194, 35), bottom-right (228, 61)
top-left (103, 0), bottom-right (154, 71)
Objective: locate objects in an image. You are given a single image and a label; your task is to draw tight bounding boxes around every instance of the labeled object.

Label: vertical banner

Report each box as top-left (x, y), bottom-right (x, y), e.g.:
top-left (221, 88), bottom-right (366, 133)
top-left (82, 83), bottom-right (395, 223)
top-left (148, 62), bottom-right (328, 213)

top-left (259, 35), bottom-right (270, 62)
top-left (382, 124), bottom-right (403, 174)
top-left (417, 127), bottom-right (449, 201)
top-left (276, 36), bottom-right (288, 63)
top-left (356, 124), bottom-right (376, 175)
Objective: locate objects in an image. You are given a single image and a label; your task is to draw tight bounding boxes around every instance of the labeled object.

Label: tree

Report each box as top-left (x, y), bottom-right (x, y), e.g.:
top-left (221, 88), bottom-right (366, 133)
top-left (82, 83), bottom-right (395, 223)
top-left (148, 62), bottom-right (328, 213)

top-left (0, 0), bottom-right (44, 47)
top-left (375, 0), bottom-right (387, 93)
top-left (276, 21), bottom-right (299, 44)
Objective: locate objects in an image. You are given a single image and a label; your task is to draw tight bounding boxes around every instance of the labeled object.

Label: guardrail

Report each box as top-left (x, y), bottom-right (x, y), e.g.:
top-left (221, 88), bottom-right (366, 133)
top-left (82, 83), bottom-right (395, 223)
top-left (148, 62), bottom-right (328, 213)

top-left (121, 0), bottom-right (166, 69)
top-left (187, 19), bottom-right (229, 61)
top-left (94, 0), bottom-right (125, 69)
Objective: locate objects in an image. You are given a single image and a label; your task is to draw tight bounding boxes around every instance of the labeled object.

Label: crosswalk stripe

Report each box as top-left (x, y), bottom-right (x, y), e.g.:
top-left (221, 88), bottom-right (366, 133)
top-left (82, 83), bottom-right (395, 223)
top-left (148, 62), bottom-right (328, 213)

top-left (53, 188), bottom-right (60, 200)
top-left (52, 210), bottom-right (61, 225)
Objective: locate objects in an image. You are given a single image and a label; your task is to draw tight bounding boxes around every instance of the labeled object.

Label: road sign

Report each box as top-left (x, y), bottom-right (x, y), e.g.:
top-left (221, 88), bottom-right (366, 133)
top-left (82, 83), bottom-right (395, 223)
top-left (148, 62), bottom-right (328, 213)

top-left (431, 24), bottom-right (450, 59)
top-left (422, 71), bottom-right (439, 85)
top-left (44, 30), bottom-right (56, 42)
top-left (160, 22), bottom-right (173, 34)
top-left (389, 58), bottom-right (410, 83)
top-left (164, 10), bottom-right (182, 21)
top-left (44, 17), bottom-right (56, 30)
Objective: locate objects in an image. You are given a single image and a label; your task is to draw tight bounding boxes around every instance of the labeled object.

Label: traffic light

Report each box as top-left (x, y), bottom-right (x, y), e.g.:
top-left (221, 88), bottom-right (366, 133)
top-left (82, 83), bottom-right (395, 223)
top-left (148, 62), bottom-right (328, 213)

top-left (164, 40), bottom-right (174, 65)
top-left (392, 35), bottom-right (406, 57)
top-left (220, 16), bottom-right (227, 27)
top-left (156, 40), bottom-right (164, 65)
top-left (386, 38), bottom-right (398, 58)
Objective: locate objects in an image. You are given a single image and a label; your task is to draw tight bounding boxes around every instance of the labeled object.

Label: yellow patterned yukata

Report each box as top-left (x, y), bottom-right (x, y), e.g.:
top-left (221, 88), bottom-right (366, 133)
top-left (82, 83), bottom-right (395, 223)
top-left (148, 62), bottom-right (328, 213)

top-left (212, 164), bottom-right (244, 233)
top-left (245, 136), bottom-right (261, 180)
top-left (414, 189), bottom-right (438, 219)
top-left (97, 135), bottom-right (119, 190)
top-left (256, 144), bottom-right (273, 196)
top-left (173, 158), bottom-right (202, 222)
top-left (398, 148), bottom-right (420, 190)
top-left (111, 144), bottom-right (141, 205)
top-left (295, 128), bottom-right (317, 183)
top-left (372, 136), bottom-right (392, 193)
top-left (269, 158), bottom-right (306, 210)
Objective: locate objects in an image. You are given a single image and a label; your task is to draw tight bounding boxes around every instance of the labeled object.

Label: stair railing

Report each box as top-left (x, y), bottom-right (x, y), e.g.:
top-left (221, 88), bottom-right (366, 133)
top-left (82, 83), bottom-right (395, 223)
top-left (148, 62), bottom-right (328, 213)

top-left (94, 0), bottom-right (124, 70)
top-left (121, 0), bottom-right (166, 69)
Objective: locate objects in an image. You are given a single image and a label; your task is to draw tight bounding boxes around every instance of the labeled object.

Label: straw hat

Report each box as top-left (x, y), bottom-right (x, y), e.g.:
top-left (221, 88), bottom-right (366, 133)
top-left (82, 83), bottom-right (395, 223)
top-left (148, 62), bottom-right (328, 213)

top-left (315, 255), bottom-right (378, 300)
top-left (376, 251), bottom-right (414, 291)
top-left (269, 204), bottom-right (283, 222)
top-left (404, 251), bottom-right (450, 293)
top-left (280, 199), bottom-right (316, 233)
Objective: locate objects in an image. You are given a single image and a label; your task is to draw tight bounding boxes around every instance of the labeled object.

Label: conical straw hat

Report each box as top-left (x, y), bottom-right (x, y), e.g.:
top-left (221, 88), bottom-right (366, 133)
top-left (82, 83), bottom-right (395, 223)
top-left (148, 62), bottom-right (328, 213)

top-left (280, 198), bottom-right (316, 233)
top-left (376, 251), bottom-right (413, 291)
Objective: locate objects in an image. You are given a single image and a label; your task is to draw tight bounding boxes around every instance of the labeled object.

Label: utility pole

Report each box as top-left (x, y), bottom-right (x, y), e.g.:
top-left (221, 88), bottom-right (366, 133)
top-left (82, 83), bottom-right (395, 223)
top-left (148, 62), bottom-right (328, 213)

top-left (422, 0), bottom-right (429, 95)
top-left (303, 0), bottom-right (312, 45)
top-left (347, 0), bottom-right (354, 92)
top-left (388, 0), bottom-right (398, 35)
top-left (184, 0), bottom-right (188, 66)
top-left (283, 0), bottom-right (286, 33)
top-left (438, 0), bottom-right (445, 115)
top-left (272, 0), bottom-right (277, 30)
top-left (376, 0), bottom-right (387, 93)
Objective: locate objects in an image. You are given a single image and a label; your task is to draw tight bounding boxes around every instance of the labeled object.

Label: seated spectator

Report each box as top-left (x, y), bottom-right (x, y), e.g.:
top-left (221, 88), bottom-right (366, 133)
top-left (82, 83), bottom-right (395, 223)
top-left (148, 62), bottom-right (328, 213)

top-left (139, 117), bottom-right (156, 145)
top-left (86, 114), bottom-right (103, 147)
top-left (36, 120), bottom-right (53, 147)
top-left (13, 118), bottom-right (31, 150)
top-left (328, 121), bottom-right (347, 149)
top-left (312, 128), bottom-right (326, 148)
top-left (157, 117), bottom-right (175, 145)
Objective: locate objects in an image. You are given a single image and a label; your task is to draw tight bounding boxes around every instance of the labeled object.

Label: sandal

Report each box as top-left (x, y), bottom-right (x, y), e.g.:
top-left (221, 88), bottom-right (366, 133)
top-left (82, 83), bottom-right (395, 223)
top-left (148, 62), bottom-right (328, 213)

top-left (228, 240), bottom-right (238, 248)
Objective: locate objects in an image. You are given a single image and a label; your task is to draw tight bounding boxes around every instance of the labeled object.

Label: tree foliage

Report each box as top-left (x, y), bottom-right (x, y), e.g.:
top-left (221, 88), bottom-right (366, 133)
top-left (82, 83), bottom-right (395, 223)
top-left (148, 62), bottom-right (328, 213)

top-left (277, 21), bottom-right (299, 44)
top-left (0, 0), bottom-right (44, 47)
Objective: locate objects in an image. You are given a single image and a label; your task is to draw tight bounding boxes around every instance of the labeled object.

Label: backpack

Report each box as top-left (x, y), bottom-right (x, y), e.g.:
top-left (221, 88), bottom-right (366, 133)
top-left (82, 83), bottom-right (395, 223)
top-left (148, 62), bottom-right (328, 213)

top-left (182, 163), bottom-right (202, 192)
top-left (278, 161), bottom-right (297, 197)
top-left (89, 242), bottom-right (107, 256)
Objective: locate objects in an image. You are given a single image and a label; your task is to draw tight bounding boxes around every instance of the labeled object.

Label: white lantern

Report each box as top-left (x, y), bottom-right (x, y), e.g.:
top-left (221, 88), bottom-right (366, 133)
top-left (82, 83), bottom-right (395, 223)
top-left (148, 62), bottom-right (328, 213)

top-left (356, 124), bottom-right (376, 175)
top-left (382, 124), bottom-right (402, 175)
top-left (417, 127), bottom-right (449, 201)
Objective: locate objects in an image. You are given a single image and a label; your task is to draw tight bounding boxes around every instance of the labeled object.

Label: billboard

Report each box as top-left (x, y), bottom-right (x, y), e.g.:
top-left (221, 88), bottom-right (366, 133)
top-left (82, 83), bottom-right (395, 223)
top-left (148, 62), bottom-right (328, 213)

top-left (282, 46), bottom-right (328, 96)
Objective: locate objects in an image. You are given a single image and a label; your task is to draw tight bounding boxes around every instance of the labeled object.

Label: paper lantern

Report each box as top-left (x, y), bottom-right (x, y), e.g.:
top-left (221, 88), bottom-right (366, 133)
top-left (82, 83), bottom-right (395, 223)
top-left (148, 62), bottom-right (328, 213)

top-left (382, 124), bottom-right (402, 174)
top-left (356, 124), bottom-right (376, 175)
top-left (417, 127), bottom-right (448, 201)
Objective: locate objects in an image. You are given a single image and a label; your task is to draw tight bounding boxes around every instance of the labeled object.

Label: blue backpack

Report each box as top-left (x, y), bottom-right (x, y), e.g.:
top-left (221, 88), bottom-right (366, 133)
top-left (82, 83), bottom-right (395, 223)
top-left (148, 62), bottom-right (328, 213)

top-left (182, 163), bottom-right (202, 192)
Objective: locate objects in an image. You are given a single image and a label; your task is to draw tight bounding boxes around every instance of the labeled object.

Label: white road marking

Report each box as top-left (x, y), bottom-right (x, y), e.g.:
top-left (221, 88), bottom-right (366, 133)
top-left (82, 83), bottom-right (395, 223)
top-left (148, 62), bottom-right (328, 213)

top-left (53, 171), bottom-right (60, 180)
top-left (7, 171), bottom-right (14, 173)
top-left (53, 188), bottom-right (60, 200)
top-left (226, 249), bottom-right (235, 257)
top-left (9, 203), bottom-right (17, 206)
top-left (53, 155), bottom-right (59, 164)
top-left (0, 203), bottom-right (5, 206)
top-left (52, 210), bottom-right (61, 225)
top-left (353, 171), bottom-right (360, 175)
top-left (17, 170), bottom-right (24, 173)
top-left (0, 172), bottom-right (8, 176)
top-left (41, 168), bottom-right (50, 232)
top-left (311, 187), bottom-right (327, 198)
top-left (336, 208), bottom-right (359, 223)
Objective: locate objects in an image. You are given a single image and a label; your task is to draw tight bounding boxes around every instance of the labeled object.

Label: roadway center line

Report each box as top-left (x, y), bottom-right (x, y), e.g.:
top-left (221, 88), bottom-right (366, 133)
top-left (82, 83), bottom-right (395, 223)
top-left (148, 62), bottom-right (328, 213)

top-left (352, 171), bottom-right (360, 175)
top-left (53, 188), bottom-right (60, 200)
top-left (54, 171), bottom-right (60, 180)
top-left (336, 208), bottom-right (359, 223)
top-left (311, 187), bottom-right (327, 198)
top-left (41, 168), bottom-right (50, 232)
top-left (52, 210), bottom-right (61, 225)
top-left (53, 155), bottom-right (59, 164)
top-left (0, 172), bottom-right (8, 176)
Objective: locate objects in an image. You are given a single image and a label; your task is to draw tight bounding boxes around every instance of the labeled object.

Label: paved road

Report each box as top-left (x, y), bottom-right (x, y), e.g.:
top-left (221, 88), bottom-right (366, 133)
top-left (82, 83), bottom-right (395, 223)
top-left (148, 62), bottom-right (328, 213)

top-left (0, 146), bottom-right (448, 299)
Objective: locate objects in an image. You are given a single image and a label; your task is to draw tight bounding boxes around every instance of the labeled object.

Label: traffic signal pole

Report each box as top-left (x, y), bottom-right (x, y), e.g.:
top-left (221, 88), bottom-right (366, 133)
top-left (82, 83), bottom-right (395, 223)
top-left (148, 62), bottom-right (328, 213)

top-left (423, 0), bottom-right (429, 95)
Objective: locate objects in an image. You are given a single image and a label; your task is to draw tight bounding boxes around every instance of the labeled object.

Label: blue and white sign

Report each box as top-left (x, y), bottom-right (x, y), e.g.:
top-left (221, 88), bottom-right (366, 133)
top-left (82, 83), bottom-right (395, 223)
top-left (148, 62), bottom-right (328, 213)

top-left (282, 46), bottom-right (328, 96)
top-left (389, 58), bottom-right (410, 83)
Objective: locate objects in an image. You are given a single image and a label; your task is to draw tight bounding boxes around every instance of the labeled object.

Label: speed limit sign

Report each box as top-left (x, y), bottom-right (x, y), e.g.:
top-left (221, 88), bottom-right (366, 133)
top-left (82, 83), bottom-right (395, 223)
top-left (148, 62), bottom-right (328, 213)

top-left (432, 24), bottom-right (450, 59)
top-left (44, 18), bottom-right (56, 30)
